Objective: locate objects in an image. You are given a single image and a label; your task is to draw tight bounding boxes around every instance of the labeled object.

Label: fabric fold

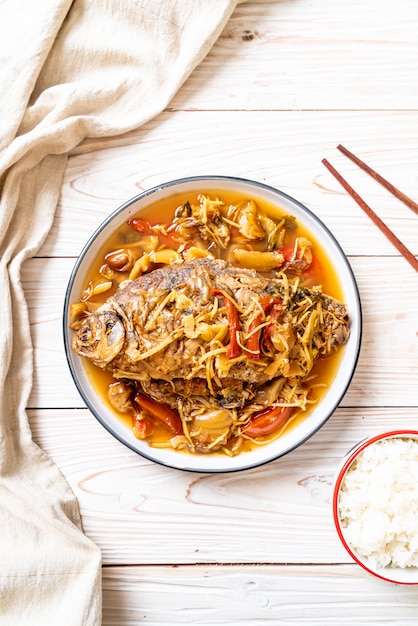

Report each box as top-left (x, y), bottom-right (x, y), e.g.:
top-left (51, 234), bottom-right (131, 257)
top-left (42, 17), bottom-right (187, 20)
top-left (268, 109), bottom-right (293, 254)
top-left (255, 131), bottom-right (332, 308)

top-left (0, 1), bottom-right (241, 623)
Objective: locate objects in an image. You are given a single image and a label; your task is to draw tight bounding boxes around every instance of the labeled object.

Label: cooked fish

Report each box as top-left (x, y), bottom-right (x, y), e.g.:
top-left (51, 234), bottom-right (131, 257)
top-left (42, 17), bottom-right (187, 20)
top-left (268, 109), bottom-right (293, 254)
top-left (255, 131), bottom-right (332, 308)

top-left (72, 257), bottom-right (350, 402)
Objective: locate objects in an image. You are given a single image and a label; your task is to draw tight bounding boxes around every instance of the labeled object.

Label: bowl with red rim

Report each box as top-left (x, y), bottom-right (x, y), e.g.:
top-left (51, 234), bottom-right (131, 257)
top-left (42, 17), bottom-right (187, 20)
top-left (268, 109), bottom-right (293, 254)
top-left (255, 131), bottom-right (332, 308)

top-left (333, 430), bottom-right (418, 584)
top-left (63, 175), bottom-right (362, 473)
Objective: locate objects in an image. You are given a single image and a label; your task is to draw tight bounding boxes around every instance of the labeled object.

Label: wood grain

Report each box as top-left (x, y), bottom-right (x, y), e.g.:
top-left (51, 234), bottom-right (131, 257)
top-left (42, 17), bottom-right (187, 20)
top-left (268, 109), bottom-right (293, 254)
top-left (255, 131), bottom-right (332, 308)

top-left (43, 111), bottom-right (418, 258)
top-left (101, 565), bottom-right (418, 625)
top-left (21, 0), bottom-right (418, 622)
top-left (28, 407), bottom-right (418, 566)
top-left (170, 0), bottom-right (418, 112)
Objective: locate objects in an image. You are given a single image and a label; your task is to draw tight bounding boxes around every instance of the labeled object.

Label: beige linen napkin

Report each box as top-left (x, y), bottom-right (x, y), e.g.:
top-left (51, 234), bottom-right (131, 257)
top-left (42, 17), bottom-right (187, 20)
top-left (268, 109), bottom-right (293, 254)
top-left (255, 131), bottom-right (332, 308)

top-left (0, 1), bottom-right (241, 623)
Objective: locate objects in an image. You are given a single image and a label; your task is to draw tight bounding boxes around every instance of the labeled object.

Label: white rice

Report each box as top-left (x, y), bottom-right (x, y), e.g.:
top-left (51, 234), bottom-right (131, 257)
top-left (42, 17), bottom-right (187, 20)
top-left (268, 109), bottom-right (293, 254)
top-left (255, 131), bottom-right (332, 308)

top-left (338, 437), bottom-right (418, 570)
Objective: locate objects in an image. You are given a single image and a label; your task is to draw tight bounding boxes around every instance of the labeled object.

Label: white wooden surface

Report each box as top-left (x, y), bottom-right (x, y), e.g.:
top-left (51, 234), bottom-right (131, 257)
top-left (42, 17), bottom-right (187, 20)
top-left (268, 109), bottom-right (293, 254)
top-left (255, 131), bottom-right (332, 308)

top-left (24, 0), bottom-right (418, 623)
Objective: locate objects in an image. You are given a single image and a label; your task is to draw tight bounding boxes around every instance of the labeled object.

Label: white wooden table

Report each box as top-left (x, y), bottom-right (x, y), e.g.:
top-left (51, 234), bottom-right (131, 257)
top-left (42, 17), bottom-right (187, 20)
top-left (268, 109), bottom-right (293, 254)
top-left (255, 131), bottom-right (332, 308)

top-left (24, 1), bottom-right (418, 623)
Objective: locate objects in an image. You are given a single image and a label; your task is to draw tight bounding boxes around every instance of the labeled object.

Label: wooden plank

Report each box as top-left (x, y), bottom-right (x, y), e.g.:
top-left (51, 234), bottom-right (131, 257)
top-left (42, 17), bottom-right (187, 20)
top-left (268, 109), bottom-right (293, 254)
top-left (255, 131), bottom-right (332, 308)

top-left (22, 256), bottom-right (418, 409)
top-left (12, 0), bottom-right (418, 622)
top-left (101, 564), bottom-right (418, 625)
top-left (43, 110), bottom-right (418, 258)
top-left (28, 407), bottom-right (418, 566)
top-left (169, 0), bottom-right (418, 112)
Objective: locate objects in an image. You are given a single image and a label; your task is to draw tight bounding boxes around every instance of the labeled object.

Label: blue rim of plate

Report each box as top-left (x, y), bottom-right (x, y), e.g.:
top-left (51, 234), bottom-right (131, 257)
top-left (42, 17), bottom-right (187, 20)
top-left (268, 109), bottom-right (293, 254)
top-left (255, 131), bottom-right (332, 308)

top-left (63, 175), bottom-right (362, 473)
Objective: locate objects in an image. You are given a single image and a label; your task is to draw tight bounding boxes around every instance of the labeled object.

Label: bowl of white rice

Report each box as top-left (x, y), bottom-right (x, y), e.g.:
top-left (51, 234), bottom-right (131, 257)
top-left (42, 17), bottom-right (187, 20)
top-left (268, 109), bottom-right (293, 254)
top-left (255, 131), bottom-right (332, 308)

top-left (333, 430), bottom-right (418, 584)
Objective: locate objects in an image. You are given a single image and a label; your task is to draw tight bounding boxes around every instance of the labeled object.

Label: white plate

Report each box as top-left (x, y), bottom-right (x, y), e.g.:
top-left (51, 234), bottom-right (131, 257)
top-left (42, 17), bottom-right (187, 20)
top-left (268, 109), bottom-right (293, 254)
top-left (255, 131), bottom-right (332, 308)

top-left (63, 176), bottom-right (362, 473)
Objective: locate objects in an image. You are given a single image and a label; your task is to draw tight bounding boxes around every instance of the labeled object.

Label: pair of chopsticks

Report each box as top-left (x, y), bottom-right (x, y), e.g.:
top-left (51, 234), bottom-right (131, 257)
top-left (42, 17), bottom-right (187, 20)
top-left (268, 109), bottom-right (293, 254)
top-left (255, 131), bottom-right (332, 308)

top-left (322, 145), bottom-right (418, 273)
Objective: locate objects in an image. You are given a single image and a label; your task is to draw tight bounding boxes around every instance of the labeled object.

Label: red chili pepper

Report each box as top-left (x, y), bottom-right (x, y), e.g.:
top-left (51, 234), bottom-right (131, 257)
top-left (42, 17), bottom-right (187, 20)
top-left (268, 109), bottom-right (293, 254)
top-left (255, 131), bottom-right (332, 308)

top-left (241, 405), bottom-right (293, 437)
top-left (278, 243), bottom-right (314, 275)
top-left (278, 244), bottom-right (298, 263)
top-left (127, 218), bottom-right (180, 248)
top-left (133, 415), bottom-right (154, 440)
top-left (245, 312), bottom-right (263, 359)
top-left (262, 305), bottom-right (283, 352)
top-left (127, 218), bottom-right (153, 233)
top-left (134, 393), bottom-right (183, 435)
top-left (245, 296), bottom-right (282, 360)
top-left (211, 289), bottom-right (241, 359)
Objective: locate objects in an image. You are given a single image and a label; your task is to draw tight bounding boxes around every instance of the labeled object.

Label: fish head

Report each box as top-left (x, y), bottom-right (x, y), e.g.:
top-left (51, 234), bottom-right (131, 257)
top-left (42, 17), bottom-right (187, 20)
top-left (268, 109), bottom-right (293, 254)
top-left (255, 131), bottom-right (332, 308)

top-left (72, 309), bottom-right (125, 367)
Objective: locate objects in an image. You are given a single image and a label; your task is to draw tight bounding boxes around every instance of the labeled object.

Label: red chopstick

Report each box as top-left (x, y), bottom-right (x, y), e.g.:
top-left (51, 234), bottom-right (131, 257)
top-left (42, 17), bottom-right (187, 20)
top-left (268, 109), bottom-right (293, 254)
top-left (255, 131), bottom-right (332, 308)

top-left (336, 144), bottom-right (418, 216)
top-left (322, 148), bottom-right (418, 273)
